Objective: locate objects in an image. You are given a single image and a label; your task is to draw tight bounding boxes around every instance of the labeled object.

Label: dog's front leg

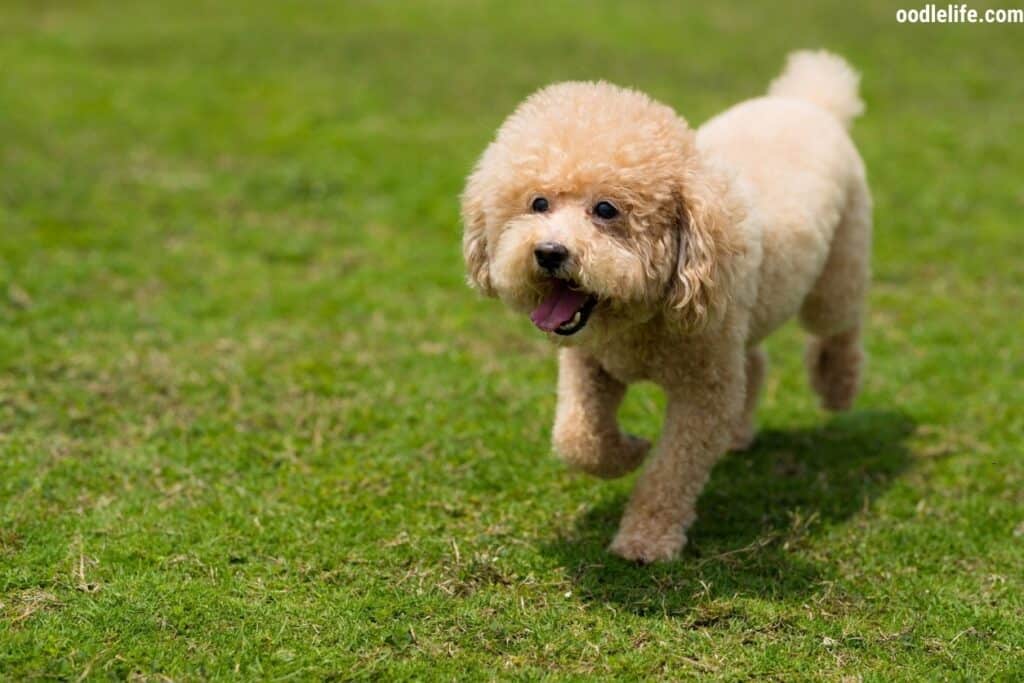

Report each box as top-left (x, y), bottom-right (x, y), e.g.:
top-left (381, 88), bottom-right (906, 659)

top-left (552, 348), bottom-right (650, 479)
top-left (609, 351), bottom-right (744, 562)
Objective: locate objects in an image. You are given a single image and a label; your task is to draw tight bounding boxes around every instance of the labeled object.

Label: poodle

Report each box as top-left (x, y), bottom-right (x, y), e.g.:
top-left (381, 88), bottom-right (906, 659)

top-left (460, 51), bottom-right (871, 563)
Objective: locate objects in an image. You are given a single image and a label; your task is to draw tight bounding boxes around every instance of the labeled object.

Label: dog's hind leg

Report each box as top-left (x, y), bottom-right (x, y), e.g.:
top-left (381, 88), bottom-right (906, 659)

top-left (552, 349), bottom-right (650, 479)
top-left (730, 346), bottom-right (766, 450)
top-left (799, 177), bottom-right (871, 411)
top-left (805, 329), bottom-right (863, 411)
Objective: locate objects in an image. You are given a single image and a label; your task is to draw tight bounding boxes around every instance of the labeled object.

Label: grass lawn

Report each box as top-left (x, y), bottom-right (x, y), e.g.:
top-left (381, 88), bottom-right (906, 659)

top-left (1, 0), bottom-right (1022, 679)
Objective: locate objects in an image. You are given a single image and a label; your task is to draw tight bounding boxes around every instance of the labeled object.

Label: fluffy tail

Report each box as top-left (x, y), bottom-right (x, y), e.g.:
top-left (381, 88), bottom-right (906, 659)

top-left (768, 50), bottom-right (864, 128)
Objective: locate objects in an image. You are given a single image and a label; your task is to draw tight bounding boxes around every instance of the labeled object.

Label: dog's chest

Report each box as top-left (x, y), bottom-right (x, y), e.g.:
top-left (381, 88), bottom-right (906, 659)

top-left (587, 330), bottom-right (673, 385)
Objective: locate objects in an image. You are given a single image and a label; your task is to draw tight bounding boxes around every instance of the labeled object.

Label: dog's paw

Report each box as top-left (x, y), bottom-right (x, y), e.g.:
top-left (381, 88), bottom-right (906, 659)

top-left (561, 433), bottom-right (650, 479)
top-left (617, 433), bottom-right (652, 471)
top-left (806, 335), bottom-right (863, 412)
top-left (608, 526), bottom-right (686, 564)
top-left (592, 433), bottom-right (650, 479)
top-left (729, 424), bottom-right (756, 452)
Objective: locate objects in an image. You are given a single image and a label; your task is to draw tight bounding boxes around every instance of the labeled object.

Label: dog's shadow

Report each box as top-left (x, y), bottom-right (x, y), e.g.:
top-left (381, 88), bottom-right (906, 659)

top-left (540, 410), bottom-right (916, 615)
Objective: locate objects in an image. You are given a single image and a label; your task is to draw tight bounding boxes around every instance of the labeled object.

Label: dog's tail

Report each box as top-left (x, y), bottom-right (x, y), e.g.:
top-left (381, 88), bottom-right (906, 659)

top-left (767, 50), bottom-right (864, 128)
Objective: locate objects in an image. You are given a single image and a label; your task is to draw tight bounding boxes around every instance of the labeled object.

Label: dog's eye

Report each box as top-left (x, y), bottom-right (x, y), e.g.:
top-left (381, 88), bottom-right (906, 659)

top-left (593, 201), bottom-right (619, 220)
top-left (531, 197), bottom-right (549, 213)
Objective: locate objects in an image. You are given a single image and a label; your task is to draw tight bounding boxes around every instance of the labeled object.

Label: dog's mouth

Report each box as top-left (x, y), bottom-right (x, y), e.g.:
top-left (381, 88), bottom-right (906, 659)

top-left (529, 279), bottom-right (598, 336)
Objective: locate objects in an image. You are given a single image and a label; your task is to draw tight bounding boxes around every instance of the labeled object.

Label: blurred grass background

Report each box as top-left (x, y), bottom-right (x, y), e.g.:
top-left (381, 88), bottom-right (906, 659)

top-left (1, 0), bottom-right (1022, 678)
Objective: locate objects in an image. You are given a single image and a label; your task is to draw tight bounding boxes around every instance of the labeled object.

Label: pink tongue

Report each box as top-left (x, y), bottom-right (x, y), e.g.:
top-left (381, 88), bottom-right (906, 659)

top-left (530, 280), bottom-right (589, 332)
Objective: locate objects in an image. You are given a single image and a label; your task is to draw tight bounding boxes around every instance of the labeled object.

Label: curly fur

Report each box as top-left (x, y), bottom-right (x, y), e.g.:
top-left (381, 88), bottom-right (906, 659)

top-left (461, 50), bottom-right (873, 562)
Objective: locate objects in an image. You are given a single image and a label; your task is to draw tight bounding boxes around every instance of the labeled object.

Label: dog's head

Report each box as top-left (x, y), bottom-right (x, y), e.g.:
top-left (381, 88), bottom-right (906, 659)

top-left (461, 81), bottom-right (743, 344)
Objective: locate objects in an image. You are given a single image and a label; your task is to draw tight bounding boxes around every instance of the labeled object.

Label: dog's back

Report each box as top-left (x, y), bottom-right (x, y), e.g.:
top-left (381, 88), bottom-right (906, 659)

top-left (697, 51), bottom-right (871, 344)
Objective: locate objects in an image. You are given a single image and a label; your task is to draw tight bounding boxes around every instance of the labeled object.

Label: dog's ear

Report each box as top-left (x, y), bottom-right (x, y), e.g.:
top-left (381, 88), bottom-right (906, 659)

top-left (460, 164), bottom-right (495, 296)
top-left (667, 157), bottom-right (744, 329)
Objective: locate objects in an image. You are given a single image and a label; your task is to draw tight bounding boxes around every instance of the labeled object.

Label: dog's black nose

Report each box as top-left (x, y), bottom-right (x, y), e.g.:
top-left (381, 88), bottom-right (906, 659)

top-left (534, 242), bottom-right (569, 271)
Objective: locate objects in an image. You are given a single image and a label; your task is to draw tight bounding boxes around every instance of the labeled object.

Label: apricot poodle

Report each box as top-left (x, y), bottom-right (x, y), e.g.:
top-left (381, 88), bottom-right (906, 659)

top-left (461, 51), bottom-right (871, 562)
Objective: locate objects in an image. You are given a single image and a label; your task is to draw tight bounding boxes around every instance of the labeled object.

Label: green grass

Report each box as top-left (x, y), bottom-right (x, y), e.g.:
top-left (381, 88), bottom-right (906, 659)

top-left (1, 0), bottom-right (1022, 679)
